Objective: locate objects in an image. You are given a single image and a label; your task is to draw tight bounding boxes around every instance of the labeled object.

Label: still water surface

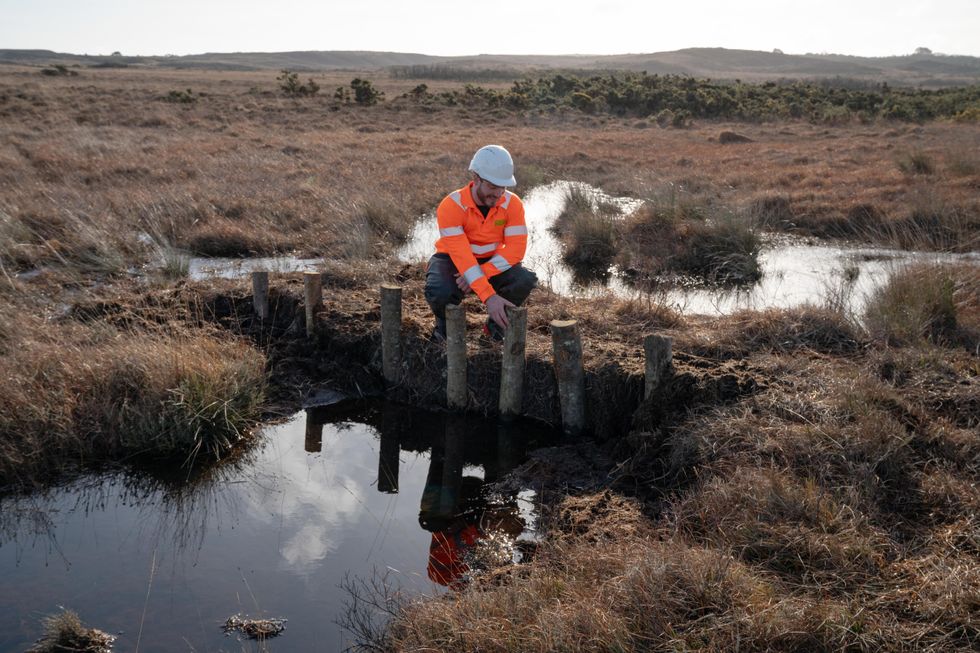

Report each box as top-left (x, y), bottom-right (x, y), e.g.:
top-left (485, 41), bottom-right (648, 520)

top-left (185, 182), bottom-right (977, 316)
top-left (0, 403), bottom-right (550, 652)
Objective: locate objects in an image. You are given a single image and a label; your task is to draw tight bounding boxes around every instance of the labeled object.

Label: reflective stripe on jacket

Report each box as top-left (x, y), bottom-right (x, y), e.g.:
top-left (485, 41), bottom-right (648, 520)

top-left (434, 182), bottom-right (528, 303)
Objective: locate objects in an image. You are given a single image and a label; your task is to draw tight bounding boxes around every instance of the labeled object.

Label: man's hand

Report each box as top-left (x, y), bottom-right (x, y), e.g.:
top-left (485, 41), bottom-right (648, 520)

top-left (455, 273), bottom-right (470, 293)
top-left (485, 294), bottom-right (515, 329)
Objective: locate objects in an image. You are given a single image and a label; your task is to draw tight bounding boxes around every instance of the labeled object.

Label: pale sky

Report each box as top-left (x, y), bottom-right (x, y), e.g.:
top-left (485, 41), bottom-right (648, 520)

top-left (1, 0), bottom-right (978, 58)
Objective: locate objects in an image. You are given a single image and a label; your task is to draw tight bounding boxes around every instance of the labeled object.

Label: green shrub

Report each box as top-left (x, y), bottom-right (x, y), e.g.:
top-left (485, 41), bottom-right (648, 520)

top-left (277, 69), bottom-right (320, 96)
top-left (164, 88), bottom-right (197, 104)
top-left (40, 64), bottom-right (78, 77)
top-left (350, 78), bottom-right (383, 105)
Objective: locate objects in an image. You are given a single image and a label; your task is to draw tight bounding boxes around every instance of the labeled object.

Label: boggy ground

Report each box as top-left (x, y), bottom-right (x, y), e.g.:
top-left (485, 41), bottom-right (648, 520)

top-left (57, 261), bottom-right (980, 651)
top-left (3, 66), bottom-right (980, 650)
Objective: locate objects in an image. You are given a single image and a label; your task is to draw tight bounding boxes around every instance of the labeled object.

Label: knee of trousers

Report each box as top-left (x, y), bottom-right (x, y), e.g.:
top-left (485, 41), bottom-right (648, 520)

top-left (492, 266), bottom-right (538, 304)
top-left (424, 276), bottom-right (462, 315)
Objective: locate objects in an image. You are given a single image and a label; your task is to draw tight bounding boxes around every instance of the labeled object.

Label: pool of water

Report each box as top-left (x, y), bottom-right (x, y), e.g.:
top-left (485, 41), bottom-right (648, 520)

top-left (181, 182), bottom-right (978, 316)
top-left (188, 255), bottom-right (324, 280)
top-left (0, 403), bottom-right (553, 652)
top-left (395, 181), bottom-right (978, 315)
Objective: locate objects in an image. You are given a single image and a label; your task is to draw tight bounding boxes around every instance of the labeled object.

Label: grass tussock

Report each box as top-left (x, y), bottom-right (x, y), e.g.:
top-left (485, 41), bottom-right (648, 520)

top-left (618, 194), bottom-right (762, 285)
top-left (717, 305), bottom-right (864, 355)
top-left (27, 610), bottom-right (114, 653)
top-left (552, 185), bottom-right (619, 276)
top-left (896, 149), bottom-right (936, 175)
top-left (387, 494), bottom-right (896, 652)
top-left (0, 312), bottom-right (266, 486)
top-left (863, 263), bottom-right (979, 349)
top-left (672, 468), bottom-right (888, 590)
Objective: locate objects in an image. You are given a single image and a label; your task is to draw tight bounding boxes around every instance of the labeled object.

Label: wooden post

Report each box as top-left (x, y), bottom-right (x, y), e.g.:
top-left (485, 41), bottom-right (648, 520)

top-left (304, 409), bottom-right (323, 453)
top-left (380, 284), bottom-right (402, 385)
top-left (551, 319), bottom-right (586, 437)
top-left (499, 306), bottom-right (527, 420)
top-left (251, 271), bottom-right (269, 320)
top-left (304, 272), bottom-right (322, 336)
top-left (445, 304), bottom-right (467, 410)
top-left (643, 334), bottom-right (673, 399)
top-left (496, 422), bottom-right (522, 479)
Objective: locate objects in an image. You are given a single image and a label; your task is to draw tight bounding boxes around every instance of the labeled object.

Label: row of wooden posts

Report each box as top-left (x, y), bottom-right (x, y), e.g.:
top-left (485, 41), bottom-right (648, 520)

top-left (249, 271), bottom-right (672, 436)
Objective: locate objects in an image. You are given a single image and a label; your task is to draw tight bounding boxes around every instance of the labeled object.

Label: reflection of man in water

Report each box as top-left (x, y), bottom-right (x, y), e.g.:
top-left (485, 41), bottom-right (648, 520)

top-left (419, 437), bottom-right (524, 589)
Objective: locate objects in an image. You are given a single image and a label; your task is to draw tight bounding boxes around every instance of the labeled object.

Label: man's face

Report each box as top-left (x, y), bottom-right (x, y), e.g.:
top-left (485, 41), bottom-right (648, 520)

top-left (472, 175), bottom-right (505, 206)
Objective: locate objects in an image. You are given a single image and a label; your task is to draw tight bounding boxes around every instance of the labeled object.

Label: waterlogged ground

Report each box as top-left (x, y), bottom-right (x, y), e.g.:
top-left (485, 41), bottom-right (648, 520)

top-left (0, 403), bottom-right (550, 653)
top-left (184, 182), bottom-right (977, 316)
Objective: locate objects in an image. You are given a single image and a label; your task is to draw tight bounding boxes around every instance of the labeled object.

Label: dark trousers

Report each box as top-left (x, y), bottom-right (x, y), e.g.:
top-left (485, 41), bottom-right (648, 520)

top-left (424, 253), bottom-right (537, 334)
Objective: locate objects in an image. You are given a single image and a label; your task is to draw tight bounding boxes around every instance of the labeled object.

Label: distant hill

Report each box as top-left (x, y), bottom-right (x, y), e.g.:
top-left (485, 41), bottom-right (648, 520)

top-left (2, 47), bottom-right (978, 86)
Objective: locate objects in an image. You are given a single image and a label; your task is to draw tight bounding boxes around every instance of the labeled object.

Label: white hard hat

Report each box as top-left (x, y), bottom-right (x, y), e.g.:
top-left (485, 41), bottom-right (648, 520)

top-left (468, 145), bottom-right (516, 187)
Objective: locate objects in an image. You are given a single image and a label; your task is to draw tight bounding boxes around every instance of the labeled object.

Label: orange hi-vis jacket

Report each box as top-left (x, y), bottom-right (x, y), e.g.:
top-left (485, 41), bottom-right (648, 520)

top-left (434, 182), bottom-right (528, 303)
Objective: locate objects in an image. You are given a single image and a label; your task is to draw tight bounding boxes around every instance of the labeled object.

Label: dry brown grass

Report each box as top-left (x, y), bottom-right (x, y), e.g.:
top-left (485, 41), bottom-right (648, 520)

top-left (2, 67), bottom-right (979, 280)
top-left (26, 609), bottom-right (114, 653)
top-left (864, 263), bottom-right (980, 349)
top-left (0, 296), bottom-right (266, 487)
top-left (3, 66), bottom-right (980, 650)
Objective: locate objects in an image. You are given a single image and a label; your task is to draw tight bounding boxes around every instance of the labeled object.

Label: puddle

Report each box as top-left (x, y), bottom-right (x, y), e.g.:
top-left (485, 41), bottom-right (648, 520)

top-left (397, 182), bottom-right (979, 316)
top-left (650, 241), bottom-right (979, 316)
top-left (397, 181), bottom-right (642, 297)
top-left (0, 402), bottom-right (554, 652)
top-left (176, 182), bottom-right (978, 316)
top-left (188, 255), bottom-right (323, 281)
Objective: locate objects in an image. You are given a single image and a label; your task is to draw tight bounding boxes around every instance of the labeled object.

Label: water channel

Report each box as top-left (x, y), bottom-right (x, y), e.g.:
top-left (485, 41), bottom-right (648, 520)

top-left (0, 402), bottom-right (554, 652)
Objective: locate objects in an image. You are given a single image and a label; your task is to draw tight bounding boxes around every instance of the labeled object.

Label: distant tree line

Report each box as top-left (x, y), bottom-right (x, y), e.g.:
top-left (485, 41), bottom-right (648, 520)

top-left (394, 72), bottom-right (980, 123)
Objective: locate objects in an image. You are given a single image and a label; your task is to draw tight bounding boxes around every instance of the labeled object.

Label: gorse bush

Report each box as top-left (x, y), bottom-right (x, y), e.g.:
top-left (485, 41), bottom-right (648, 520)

top-left (384, 71), bottom-right (980, 122)
top-left (350, 78), bottom-right (383, 105)
top-left (277, 69), bottom-right (320, 96)
top-left (164, 88), bottom-right (197, 104)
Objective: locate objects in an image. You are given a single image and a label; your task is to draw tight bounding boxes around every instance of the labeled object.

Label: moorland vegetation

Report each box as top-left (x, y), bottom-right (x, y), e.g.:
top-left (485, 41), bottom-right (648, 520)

top-left (1, 64), bottom-right (978, 651)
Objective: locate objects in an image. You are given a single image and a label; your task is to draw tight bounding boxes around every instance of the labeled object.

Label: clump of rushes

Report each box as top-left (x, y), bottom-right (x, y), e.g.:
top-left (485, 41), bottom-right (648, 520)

top-left (27, 610), bottom-right (114, 653)
top-left (863, 263), bottom-right (979, 348)
top-left (552, 185), bottom-right (619, 277)
top-left (0, 318), bottom-right (266, 487)
top-left (620, 195), bottom-right (761, 285)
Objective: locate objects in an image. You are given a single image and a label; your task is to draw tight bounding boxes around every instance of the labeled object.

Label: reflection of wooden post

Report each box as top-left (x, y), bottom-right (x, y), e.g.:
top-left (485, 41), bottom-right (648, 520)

top-left (551, 319), bottom-right (585, 437)
top-left (446, 304), bottom-right (467, 411)
top-left (643, 334), bottom-right (673, 399)
top-left (499, 306), bottom-right (527, 420)
top-left (378, 432), bottom-right (400, 494)
top-left (251, 271), bottom-right (269, 320)
top-left (380, 284), bottom-right (402, 385)
top-left (496, 422), bottom-right (522, 478)
top-left (440, 417), bottom-right (466, 516)
top-left (304, 272), bottom-right (322, 336)
top-left (304, 409), bottom-right (323, 453)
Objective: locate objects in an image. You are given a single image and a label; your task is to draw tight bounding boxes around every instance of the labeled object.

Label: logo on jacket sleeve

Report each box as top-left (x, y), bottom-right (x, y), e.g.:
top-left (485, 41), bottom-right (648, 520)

top-left (494, 218), bottom-right (506, 226)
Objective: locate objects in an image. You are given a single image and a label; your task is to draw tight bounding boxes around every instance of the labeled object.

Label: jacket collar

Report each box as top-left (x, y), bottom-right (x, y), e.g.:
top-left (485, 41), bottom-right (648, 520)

top-left (462, 182), bottom-right (504, 209)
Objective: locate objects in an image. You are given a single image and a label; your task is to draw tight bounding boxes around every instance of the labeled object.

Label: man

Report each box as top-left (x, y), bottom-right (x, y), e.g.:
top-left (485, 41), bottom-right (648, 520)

top-left (424, 145), bottom-right (537, 342)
